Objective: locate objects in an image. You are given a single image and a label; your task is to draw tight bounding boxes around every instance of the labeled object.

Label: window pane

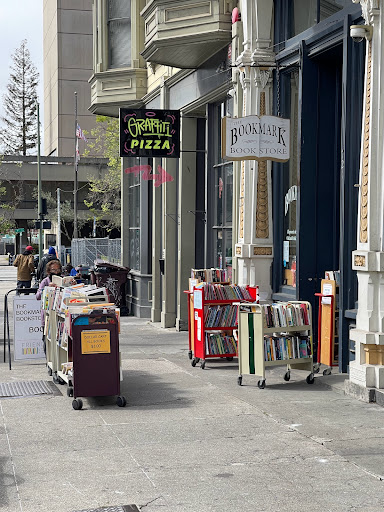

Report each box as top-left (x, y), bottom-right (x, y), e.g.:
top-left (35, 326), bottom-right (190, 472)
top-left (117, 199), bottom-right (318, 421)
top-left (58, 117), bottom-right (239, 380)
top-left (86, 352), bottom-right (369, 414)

top-left (283, 71), bottom-right (299, 287)
top-left (320, 0), bottom-right (348, 21)
top-left (292, 0), bottom-right (317, 35)
top-left (129, 228), bottom-right (140, 271)
top-left (108, 0), bottom-right (131, 19)
top-left (108, 0), bottom-right (131, 69)
top-left (225, 166), bottom-right (233, 225)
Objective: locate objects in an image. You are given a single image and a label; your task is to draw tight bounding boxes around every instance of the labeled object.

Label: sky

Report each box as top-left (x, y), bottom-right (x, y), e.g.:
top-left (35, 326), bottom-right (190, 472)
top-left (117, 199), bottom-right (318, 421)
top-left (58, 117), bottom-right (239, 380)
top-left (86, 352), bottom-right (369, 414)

top-left (0, 1), bottom-right (43, 141)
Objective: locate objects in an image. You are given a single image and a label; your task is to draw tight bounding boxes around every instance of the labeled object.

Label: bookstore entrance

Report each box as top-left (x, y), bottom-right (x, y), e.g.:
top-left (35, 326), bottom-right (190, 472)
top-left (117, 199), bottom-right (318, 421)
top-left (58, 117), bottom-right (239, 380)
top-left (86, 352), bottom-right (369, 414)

top-left (273, 14), bottom-right (365, 372)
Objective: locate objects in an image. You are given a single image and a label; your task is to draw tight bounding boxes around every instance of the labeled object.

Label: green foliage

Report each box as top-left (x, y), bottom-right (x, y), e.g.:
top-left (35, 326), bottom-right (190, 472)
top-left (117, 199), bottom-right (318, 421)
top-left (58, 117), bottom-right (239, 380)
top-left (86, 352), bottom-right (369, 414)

top-left (83, 116), bottom-right (121, 231)
top-left (0, 40), bottom-right (39, 155)
top-left (0, 181), bottom-right (15, 233)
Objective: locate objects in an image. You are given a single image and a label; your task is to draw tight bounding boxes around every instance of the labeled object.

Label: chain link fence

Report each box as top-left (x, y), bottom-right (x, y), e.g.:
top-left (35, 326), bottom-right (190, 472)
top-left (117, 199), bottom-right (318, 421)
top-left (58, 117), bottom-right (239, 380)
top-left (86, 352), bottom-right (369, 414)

top-left (71, 238), bottom-right (121, 267)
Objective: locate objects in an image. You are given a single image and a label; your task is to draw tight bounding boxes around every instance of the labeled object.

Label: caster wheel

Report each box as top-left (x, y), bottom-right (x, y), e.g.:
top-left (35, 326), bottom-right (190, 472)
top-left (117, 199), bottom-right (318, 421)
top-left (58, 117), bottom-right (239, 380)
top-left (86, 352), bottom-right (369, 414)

top-left (58, 377), bottom-right (65, 385)
top-left (47, 367), bottom-right (52, 376)
top-left (226, 357), bottom-right (234, 361)
top-left (257, 379), bottom-right (266, 389)
top-left (116, 396), bottom-right (127, 407)
top-left (237, 376), bottom-right (243, 386)
top-left (306, 373), bottom-right (315, 384)
top-left (188, 350), bottom-right (193, 360)
top-left (314, 365), bottom-right (320, 374)
top-left (67, 387), bottom-right (74, 397)
top-left (53, 374), bottom-right (60, 384)
top-left (191, 358), bottom-right (197, 367)
top-left (283, 371), bottom-right (291, 382)
top-left (323, 368), bottom-right (332, 376)
top-left (72, 398), bottom-right (83, 410)
top-left (201, 361), bottom-right (206, 370)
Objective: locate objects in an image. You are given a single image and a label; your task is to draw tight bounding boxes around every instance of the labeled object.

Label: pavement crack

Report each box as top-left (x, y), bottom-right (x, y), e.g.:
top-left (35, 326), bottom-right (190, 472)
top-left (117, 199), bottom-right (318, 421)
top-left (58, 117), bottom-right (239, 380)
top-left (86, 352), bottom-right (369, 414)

top-left (139, 495), bottom-right (166, 508)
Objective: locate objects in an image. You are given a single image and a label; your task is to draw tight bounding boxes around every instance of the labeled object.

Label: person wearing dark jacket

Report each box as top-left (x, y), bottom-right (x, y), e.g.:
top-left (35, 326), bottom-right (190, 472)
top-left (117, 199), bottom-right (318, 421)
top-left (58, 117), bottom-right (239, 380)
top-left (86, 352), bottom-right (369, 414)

top-left (36, 247), bottom-right (59, 281)
top-left (13, 246), bottom-right (35, 293)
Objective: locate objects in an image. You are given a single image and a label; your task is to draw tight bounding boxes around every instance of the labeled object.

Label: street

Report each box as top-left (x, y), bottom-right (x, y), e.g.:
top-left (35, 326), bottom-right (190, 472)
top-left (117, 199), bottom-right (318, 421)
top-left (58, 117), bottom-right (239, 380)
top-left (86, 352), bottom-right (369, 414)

top-left (1, 267), bottom-right (384, 512)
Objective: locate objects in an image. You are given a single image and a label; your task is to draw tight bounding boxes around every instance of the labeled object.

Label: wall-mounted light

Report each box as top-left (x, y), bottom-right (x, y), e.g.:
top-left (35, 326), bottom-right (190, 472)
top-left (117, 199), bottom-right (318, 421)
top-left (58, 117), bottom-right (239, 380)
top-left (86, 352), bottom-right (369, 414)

top-left (350, 24), bottom-right (373, 42)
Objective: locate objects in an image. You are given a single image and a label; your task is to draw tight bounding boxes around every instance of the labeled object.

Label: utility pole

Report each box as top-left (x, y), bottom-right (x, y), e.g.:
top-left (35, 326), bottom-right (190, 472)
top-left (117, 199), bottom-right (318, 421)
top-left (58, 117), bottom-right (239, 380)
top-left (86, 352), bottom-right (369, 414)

top-left (37, 102), bottom-right (43, 261)
top-left (73, 91), bottom-right (78, 239)
top-left (57, 188), bottom-right (61, 264)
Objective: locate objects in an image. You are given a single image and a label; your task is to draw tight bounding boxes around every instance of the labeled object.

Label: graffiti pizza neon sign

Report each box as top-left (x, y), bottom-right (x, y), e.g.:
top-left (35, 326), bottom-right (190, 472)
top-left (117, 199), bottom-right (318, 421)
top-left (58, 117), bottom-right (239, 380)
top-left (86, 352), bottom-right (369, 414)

top-left (120, 109), bottom-right (180, 158)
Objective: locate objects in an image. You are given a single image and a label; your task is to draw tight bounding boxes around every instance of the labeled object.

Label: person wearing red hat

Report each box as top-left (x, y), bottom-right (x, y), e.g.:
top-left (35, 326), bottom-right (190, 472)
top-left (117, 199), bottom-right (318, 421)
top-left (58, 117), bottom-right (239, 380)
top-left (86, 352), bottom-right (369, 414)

top-left (13, 245), bottom-right (35, 294)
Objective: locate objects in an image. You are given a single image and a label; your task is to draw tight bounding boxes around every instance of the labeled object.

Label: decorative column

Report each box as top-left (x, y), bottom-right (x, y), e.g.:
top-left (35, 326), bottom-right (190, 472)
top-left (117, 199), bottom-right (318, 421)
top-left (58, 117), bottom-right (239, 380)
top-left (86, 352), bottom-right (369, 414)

top-left (234, 0), bottom-right (274, 299)
top-left (348, 0), bottom-right (384, 395)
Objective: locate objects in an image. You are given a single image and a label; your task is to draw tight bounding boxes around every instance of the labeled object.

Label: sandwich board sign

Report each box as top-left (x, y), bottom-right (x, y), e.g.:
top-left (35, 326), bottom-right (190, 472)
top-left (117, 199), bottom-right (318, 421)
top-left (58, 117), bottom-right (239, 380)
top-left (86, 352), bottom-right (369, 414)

top-left (13, 296), bottom-right (45, 360)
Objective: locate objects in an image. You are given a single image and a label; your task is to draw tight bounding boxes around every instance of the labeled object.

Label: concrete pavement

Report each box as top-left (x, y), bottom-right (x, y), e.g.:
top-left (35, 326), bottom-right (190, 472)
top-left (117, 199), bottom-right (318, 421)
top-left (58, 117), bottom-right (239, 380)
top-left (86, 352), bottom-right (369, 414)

top-left (1, 267), bottom-right (384, 511)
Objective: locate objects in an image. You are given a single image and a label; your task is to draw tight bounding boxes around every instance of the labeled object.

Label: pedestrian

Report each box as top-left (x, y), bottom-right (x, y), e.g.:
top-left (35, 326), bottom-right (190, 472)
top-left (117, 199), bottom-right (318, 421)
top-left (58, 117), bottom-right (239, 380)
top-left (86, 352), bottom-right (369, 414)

top-left (36, 261), bottom-right (75, 354)
top-left (13, 245), bottom-right (35, 294)
top-left (36, 246), bottom-right (59, 281)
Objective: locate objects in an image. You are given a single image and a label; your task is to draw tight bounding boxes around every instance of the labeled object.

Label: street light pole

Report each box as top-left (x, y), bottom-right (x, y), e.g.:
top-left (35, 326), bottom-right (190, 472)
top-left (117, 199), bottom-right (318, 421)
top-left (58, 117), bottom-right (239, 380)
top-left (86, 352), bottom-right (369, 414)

top-left (57, 188), bottom-right (61, 264)
top-left (37, 102), bottom-right (43, 261)
top-left (73, 92), bottom-right (78, 239)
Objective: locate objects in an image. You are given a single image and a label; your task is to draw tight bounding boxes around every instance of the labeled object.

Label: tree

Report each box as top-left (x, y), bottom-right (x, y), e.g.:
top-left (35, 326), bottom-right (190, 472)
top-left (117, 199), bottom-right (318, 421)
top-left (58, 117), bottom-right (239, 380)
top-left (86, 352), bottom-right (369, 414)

top-left (83, 116), bottom-right (121, 231)
top-left (0, 40), bottom-right (39, 155)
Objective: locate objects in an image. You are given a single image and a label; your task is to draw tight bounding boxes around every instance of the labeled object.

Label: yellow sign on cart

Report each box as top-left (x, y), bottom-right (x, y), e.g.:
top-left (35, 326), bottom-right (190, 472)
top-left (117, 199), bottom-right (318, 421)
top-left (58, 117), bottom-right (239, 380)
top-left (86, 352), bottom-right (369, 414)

top-left (81, 330), bottom-right (111, 354)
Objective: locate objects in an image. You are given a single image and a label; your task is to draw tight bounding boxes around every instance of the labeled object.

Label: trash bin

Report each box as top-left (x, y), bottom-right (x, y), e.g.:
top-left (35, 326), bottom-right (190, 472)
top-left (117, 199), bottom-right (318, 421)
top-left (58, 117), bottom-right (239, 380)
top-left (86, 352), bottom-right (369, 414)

top-left (90, 260), bottom-right (130, 315)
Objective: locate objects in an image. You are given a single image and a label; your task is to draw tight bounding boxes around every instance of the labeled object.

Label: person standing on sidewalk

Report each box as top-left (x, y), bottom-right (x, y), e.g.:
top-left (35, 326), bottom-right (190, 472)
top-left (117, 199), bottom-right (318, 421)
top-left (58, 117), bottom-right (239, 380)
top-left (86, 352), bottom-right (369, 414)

top-left (36, 246), bottom-right (59, 281)
top-left (13, 245), bottom-right (35, 293)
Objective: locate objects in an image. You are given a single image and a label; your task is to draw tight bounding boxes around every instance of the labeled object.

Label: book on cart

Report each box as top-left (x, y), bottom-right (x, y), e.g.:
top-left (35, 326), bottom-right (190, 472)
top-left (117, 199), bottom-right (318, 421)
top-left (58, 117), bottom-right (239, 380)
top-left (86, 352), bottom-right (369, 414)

top-left (237, 301), bottom-right (314, 388)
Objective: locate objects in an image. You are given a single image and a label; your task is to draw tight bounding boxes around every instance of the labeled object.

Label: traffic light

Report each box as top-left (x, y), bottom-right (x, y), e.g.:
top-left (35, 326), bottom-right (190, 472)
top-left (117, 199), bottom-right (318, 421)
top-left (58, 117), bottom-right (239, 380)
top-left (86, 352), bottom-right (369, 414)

top-left (41, 198), bottom-right (47, 215)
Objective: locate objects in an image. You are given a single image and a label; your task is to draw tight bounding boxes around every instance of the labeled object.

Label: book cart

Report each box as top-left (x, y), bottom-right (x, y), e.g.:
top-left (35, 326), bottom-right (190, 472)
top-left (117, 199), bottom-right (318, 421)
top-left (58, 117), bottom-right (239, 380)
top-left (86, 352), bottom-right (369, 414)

top-left (41, 279), bottom-right (126, 410)
top-left (314, 278), bottom-right (339, 375)
top-left (185, 268), bottom-right (231, 360)
top-left (192, 282), bottom-right (258, 369)
top-left (237, 301), bottom-right (315, 388)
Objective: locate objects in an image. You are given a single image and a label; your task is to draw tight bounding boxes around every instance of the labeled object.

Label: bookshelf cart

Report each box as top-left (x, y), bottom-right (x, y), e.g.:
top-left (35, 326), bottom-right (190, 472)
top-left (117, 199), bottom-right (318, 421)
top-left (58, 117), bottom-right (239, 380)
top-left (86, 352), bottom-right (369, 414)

top-left (315, 278), bottom-right (339, 375)
top-left (237, 301), bottom-right (315, 388)
top-left (192, 284), bottom-right (257, 369)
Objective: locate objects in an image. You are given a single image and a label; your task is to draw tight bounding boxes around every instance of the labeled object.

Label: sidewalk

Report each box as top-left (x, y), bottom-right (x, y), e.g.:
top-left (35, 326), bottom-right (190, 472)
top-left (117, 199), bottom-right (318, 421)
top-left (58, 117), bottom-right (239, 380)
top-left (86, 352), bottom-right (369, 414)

top-left (1, 272), bottom-right (384, 511)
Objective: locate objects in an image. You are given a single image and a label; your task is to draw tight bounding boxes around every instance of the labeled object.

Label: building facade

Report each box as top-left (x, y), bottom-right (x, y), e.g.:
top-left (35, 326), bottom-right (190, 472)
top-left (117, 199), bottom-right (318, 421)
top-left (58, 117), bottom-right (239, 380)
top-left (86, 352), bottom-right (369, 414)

top-left (88, 0), bottom-right (384, 397)
top-left (43, 0), bottom-right (96, 157)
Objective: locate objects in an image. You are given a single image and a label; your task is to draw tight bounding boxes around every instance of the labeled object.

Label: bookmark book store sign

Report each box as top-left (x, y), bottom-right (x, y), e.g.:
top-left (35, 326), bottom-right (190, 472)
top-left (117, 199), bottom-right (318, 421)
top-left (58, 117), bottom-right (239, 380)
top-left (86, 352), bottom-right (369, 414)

top-left (120, 109), bottom-right (180, 158)
top-left (222, 115), bottom-right (290, 162)
top-left (13, 296), bottom-right (44, 361)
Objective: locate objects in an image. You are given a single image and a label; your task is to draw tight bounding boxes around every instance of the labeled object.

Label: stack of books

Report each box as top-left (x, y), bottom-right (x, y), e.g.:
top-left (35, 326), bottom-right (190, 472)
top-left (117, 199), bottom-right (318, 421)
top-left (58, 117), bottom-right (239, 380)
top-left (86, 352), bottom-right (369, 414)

top-left (191, 268), bottom-right (228, 283)
top-left (264, 335), bottom-right (312, 361)
top-left (204, 304), bottom-right (239, 327)
top-left (202, 283), bottom-right (253, 301)
top-left (262, 303), bottom-right (310, 328)
top-left (205, 333), bottom-right (237, 355)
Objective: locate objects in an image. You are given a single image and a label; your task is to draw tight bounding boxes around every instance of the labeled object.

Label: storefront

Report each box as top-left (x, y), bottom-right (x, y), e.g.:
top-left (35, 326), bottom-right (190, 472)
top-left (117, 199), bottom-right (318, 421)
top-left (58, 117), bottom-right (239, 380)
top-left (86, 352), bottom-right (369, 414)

top-left (272, 2), bottom-right (365, 371)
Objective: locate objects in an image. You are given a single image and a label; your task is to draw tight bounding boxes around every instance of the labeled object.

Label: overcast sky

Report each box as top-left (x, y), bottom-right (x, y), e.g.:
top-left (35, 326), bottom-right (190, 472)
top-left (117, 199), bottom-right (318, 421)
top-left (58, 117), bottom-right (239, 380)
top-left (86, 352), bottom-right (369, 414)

top-left (0, 1), bottom-right (43, 144)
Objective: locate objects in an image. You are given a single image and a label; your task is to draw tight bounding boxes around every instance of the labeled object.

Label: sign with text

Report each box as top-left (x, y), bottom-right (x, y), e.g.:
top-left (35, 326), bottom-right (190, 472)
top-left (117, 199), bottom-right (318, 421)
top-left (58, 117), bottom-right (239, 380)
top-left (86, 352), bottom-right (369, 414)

top-left (222, 115), bottom-right (290, 162)
top-left (120, 109), bottom-right (180, 158)
top-left (13, 296), bottom-right (45, 360)
top-left (81, 330), bottom-right (111, 355)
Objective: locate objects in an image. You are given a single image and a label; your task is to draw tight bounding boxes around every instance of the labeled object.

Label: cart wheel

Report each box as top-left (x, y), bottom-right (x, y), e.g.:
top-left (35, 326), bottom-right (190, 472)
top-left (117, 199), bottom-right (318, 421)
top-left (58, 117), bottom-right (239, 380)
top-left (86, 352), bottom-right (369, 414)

top-left (188, 350), bottom-right (193, 360)
top-left (314, 364), bottom-right (320, 374)
top-left (201, 360), bottom-right (206, 370)
top-left (306, 373), bottom-right (315, 385)
top-left (72, 398), bottom-right (83, 410)
top-left (191, 358), bottom-right (197, 367)
top-left (67, 387), bottom-right (74, 397)
top-left (323, 368), bottom-right (332, 376)
top-left (257, 379), bottom-right (266, 389)
top-left (237, 376), bottom-right (243, 386)
top-left (283, 371), bottom-right (291, 382)
top-left (53, 373), bottom-right (60, 384)
top-left (58, 376), bottom-right (65, 385)
top-left (47, 367), bottom-right (52, 376)
top-left (116, 396), bottom-right (127, 407)
top-left (226, 357), bottom-right (234, 361)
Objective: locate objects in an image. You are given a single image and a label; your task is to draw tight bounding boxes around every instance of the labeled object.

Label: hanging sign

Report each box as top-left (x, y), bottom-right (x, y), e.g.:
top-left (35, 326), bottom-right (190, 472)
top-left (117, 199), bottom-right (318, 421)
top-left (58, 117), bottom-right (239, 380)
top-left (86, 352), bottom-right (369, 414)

top-left (222, 115), bottom-right (290, 162)
top-left (120, 109), bottom-right (180, 158)
top-left (13, 296), bottom-right (45, 360)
